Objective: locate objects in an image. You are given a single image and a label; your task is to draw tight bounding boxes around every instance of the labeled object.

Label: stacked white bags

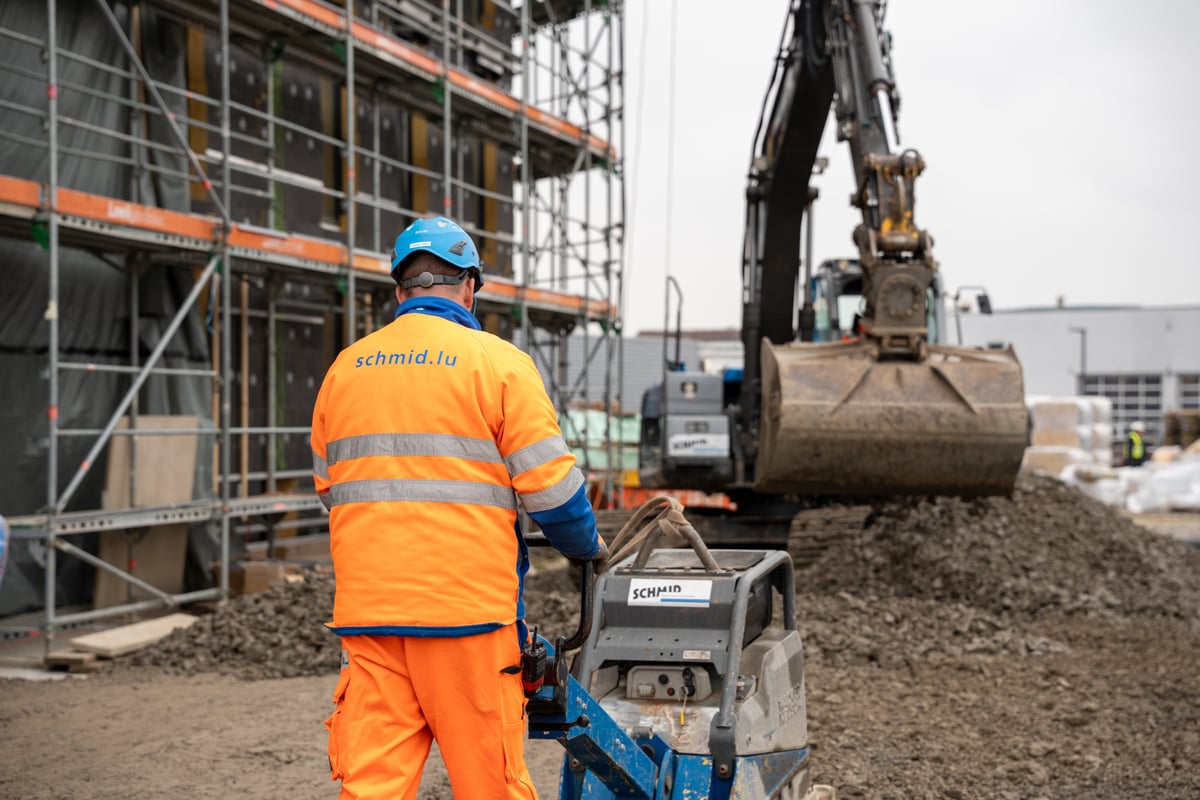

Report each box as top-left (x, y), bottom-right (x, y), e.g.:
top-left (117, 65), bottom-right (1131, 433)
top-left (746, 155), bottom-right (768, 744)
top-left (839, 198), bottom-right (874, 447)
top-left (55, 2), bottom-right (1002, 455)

top-left (1022, 395), bottom-right (1114, 476)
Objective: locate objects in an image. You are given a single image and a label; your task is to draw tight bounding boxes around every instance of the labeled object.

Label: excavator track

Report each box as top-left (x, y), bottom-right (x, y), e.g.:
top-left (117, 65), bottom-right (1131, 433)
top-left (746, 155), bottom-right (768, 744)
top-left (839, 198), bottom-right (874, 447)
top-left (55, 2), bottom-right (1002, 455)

top-left (786, 505), bottom-right (871, 569)
top-left (596, 506), bottom-right (868, 570)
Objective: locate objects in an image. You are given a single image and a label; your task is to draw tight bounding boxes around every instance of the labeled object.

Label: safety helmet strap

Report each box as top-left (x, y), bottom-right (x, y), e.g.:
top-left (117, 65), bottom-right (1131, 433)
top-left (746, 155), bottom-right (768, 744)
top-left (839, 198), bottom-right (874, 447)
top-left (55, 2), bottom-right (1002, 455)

top-left (398, 268), bottom-right (482, 293)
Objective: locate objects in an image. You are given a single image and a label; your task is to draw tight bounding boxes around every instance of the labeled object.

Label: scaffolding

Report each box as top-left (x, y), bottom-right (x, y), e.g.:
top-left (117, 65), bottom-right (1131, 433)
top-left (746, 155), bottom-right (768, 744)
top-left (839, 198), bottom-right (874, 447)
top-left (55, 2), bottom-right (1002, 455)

top-left (0, 0), bottom-right (624, 644)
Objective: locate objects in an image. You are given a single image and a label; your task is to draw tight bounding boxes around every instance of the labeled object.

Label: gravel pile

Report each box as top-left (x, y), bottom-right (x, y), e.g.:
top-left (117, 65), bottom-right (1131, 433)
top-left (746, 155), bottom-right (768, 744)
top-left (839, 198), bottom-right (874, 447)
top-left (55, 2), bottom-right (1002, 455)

top-left (131, 473), bottom-right (1200, 679)
top-left (801, 473), bottom-right (1200, 622)
top-left (794, 591), bottom-right (1071, 668)
top-left (131, 562), bottom-right (584, 679)
top-left (133, 570), bottom-right (340, 678)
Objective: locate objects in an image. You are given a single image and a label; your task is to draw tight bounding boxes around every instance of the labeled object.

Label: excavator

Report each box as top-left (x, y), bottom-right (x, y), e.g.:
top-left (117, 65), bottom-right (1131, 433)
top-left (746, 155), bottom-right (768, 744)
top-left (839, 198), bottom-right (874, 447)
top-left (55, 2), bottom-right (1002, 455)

top-left (638, 0), bottom-right (1029, 528)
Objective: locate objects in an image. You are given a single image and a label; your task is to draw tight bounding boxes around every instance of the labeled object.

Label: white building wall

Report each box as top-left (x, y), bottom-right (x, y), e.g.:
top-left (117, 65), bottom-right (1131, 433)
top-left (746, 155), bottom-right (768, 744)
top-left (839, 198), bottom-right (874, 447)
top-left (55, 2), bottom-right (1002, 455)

top-left (956, 306), bottom-right (1200, 403)
top-left (529, 333), bottom-right (702, 413)
top-left (543, 308), bottom-right (1199, 450)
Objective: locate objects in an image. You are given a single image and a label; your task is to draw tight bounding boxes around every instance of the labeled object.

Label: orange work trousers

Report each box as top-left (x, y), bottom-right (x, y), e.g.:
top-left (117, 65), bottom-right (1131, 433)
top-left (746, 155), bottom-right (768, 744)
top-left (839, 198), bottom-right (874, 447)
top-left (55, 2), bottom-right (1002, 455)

top-left (326, 626), bottom-right (538, 800)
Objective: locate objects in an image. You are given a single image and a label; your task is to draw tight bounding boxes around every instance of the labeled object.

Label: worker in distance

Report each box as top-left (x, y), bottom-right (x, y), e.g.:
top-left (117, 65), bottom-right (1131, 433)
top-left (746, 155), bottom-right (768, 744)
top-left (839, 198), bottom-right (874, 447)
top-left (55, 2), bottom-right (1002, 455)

top-left (1124, 420), bottom-right (1149, 467)
top-left (311, 216), bottom-right (607, 798)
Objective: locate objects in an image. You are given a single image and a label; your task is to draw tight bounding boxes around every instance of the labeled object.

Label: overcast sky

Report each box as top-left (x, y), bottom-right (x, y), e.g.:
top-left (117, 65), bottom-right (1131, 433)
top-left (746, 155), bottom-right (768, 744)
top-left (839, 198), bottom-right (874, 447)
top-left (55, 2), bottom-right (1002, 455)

top-left (618, 0), bottom-right (1200, 335)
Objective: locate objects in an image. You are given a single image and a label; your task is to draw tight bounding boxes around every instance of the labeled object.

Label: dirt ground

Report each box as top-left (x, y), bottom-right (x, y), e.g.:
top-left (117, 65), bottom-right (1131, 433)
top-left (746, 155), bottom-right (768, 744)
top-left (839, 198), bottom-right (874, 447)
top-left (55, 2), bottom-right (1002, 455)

top-left (2, 474), bottom-right (1199, 799)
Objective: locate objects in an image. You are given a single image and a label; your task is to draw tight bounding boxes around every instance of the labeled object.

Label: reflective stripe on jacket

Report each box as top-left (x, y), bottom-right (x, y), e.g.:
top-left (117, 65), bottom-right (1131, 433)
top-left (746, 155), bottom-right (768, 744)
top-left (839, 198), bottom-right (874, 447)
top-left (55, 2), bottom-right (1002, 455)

top-left (311, 297), bottom-right (598, 636)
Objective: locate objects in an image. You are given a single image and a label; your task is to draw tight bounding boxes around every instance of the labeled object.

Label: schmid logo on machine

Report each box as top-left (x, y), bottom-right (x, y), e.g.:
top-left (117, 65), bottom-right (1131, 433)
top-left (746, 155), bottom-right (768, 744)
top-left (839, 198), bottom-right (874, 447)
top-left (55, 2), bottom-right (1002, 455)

top-left (627, 578), bottom-right (713, 608)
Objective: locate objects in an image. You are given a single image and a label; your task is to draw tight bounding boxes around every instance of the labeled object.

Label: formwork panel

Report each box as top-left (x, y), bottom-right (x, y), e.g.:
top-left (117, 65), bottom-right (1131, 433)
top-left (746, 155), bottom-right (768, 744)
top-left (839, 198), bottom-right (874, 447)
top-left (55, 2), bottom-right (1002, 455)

top-left (189, 25), bottom-right (271, 226)
top-left (455, 131), bottom-right (482, 230)
top-left (350, 92), bottom-right (410, 251)
top-left (278, 60), bottom-right (336, 239)
top-left (376, 97), bottom-right (410, 245)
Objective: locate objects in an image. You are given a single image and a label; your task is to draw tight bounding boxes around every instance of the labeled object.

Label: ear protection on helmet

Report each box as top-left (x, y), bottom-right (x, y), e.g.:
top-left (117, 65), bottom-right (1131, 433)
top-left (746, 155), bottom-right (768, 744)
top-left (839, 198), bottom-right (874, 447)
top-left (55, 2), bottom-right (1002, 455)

top-left (398, 268), bottom-right (480, 293)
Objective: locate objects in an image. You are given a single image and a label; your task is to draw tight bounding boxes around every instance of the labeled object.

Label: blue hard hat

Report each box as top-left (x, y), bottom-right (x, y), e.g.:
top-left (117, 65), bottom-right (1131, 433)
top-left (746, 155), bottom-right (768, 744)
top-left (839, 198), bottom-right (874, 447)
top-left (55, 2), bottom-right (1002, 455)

top-left (389, 216), bottom-right (484, 290)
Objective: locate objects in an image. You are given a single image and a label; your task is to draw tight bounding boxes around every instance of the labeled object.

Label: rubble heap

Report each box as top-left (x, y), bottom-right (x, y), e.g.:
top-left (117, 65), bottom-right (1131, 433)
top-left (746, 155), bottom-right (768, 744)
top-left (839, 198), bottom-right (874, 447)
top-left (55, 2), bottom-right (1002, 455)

top-left (802, 473), bottom-right (1200, 621)
top-left (132, 474), bottom-right (1200, 679)
top-left (132, 563), bottom-right (583, 679)
top-left (133, 572), bottom-right (339, 679)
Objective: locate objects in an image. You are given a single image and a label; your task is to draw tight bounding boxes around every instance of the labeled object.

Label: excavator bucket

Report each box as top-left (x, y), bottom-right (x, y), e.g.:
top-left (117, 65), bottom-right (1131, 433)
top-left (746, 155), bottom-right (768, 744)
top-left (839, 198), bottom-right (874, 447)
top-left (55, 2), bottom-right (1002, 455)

top-left (755, 339), bottom-right (1028, 497)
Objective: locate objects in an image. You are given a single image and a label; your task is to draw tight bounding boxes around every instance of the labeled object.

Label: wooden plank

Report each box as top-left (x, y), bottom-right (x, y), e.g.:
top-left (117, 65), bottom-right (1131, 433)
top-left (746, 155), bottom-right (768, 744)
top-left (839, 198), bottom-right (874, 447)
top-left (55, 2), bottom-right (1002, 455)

top-left (45, 651), bottom-right (107, 674)
top-left (93, 524), bottom-right (190, 610)
top-left (94, 415), bottom-right (199, 610)
top-left (45, 650), bottom-right (97, 668)
top-left (102, 415), bottom-right (200, 510)
top-left (69, 613), bottom-right (199, 658)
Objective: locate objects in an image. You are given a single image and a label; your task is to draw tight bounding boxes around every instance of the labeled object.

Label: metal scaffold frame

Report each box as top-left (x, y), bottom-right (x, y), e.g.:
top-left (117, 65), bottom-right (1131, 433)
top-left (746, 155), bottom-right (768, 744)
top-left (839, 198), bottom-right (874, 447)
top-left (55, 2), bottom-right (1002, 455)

top-left (517, 1), bottom-right (626, 503)
top-left (0, 0), bottom-right (624, 646)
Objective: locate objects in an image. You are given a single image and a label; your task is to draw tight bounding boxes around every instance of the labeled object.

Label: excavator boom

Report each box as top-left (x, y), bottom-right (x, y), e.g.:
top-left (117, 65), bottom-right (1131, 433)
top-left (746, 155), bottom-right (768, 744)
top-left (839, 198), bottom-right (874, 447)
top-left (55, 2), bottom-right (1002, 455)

top-left (743, 0), bottom-right (1028, 497)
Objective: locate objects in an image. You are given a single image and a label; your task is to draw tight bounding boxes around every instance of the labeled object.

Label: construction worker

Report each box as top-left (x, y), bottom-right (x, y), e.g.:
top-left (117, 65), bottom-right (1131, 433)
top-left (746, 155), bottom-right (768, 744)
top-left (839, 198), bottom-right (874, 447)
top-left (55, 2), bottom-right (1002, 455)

top-left (1124, 420), bottom-right (1148, 467)
top-left (310, 216), bottom-right (606, 799)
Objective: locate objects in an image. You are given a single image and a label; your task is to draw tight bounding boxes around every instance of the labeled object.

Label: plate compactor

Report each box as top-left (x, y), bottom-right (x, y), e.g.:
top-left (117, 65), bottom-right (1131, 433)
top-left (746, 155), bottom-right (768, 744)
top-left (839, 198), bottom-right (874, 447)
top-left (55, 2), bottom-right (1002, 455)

top-left (525, 500), bottom-right (837, 799)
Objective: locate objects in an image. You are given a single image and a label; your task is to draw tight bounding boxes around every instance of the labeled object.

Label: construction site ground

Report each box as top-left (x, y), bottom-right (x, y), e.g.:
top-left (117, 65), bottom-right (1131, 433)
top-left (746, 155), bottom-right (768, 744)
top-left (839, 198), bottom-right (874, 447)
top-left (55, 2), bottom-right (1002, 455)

top-left (2, 474), bottom-right (1198, 800)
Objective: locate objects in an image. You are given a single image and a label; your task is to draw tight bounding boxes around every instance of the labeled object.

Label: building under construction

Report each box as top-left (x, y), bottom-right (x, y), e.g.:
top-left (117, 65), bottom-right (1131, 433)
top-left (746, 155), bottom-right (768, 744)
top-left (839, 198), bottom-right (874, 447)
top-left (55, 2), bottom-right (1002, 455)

top-left (0, 0), bottom-right (625, 639)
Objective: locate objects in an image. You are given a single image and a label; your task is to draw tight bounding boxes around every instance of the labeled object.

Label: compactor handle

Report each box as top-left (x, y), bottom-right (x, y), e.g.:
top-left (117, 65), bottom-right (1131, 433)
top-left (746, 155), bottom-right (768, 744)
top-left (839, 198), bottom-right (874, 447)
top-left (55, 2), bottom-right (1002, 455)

top-left (522, 534), bottom-right (594, 654)
top-left (561, 559), bottom-right (594, 652)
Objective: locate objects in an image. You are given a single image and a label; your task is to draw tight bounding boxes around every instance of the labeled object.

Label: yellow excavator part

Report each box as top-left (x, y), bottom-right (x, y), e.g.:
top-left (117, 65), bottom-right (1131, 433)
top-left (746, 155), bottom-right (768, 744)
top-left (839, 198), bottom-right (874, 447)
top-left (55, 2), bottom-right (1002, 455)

top-left (755, 339), bottom-right (1028, 497)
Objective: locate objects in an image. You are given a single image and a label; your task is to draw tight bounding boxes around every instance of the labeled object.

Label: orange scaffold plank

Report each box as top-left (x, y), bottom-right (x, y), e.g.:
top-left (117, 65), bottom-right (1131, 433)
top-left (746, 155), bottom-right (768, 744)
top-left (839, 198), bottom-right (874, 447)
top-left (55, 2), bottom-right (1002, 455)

top-left (0, 174), bottom-right (616, 322)
top-left (57, 186), bottom-right (220, 241)
top-left (257, 0), bottom-right (616, 160)
top-left (0, 175), bottom-right (42, 210)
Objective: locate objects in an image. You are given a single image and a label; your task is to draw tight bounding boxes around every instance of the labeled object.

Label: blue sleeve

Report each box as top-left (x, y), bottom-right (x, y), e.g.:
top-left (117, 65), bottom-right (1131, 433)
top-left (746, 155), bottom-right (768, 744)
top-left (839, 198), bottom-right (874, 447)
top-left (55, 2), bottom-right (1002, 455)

top-left (527, 483), bottom-right (601, 560)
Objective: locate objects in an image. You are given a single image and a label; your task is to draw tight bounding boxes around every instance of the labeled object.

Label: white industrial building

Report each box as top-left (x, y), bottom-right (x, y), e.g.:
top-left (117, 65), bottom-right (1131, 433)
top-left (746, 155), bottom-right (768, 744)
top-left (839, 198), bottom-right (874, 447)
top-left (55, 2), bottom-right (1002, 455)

top-left (556, 305), bottom-right (1200, 458)
top-left (956, 305), bottom-right (1200, 446)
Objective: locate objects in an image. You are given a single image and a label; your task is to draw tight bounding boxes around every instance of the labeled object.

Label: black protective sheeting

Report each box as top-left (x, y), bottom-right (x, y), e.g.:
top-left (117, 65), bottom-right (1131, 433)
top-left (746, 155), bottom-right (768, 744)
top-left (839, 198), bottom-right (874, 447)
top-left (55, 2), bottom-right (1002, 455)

top-left (0, 1), bottom-right (217, 616)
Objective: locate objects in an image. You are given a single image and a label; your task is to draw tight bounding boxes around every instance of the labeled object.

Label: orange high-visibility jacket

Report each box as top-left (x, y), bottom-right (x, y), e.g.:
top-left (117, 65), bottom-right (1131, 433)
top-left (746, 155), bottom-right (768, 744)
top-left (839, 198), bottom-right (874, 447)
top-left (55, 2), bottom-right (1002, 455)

top-left (311, 298), bottom-right (599, 636)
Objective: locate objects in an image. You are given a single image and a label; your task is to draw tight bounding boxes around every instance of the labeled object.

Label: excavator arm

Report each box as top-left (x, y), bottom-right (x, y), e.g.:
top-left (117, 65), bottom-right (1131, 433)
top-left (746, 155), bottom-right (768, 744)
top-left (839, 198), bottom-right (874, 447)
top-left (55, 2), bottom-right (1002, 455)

top-left (742, 1), bottom-right (833, 362)
top-left (740, 0), bottom-right (1029, 497)
top-left (743, 0), bottom-right (930, 383)
top-left (827, 0), bottom-right (936, 352)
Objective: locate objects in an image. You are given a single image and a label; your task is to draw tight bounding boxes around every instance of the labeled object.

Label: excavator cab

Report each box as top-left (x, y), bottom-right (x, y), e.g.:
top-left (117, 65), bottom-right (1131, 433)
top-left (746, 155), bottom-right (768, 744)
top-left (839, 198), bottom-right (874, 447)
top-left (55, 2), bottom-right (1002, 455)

top-left (810, 258), bottom-right (944, 344)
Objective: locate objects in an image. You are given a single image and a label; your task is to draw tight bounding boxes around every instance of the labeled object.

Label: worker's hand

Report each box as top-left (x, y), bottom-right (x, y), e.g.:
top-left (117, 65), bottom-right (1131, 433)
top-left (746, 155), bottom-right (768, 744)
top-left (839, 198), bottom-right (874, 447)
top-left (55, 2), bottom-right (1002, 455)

top-left (569, 540), bottom-right (608, 573)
